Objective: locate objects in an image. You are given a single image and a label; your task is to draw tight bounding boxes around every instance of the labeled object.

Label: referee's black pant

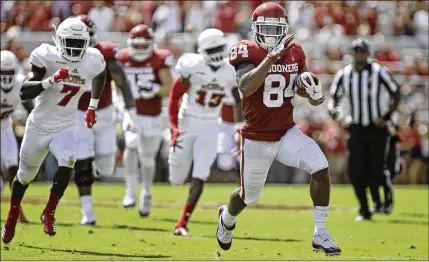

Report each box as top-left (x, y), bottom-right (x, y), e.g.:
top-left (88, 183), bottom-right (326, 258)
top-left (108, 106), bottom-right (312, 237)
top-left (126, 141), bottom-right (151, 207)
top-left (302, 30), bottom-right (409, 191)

top-left (347, 124), bottom-right (389, 217)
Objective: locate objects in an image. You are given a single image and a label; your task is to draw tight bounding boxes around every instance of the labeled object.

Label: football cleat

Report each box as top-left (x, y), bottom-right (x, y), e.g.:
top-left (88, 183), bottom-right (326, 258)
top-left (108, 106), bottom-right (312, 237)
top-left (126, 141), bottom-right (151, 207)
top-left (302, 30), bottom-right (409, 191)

top-left (173, 226), bottom-right (191, 236)
top-left (216, 205), bottom-right (235, 251)
top-left (312, 230), bottom-right (341, 256)
top-left (80, 213), bottom-right (96, 226)
top-left (40, 212), bottom-right (56, 236)
top-left (138, 194), bottom-right (152, 217)
top-left (1, 207), bottom-right (20, 243)
top-left (122, 191), bottom-right (136, 208)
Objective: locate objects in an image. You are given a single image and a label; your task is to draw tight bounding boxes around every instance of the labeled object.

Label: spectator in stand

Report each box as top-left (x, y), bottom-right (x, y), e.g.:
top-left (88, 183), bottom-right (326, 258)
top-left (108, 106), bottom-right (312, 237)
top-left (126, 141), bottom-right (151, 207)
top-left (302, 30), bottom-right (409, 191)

top-left (88, 1), bottom-right (115, 32)
top-left (324, 121), bottom-right (347, 184)
top-left (152, 1), bottom-right (182, 34)
top-left (341, 1), bottom-right (360, 36)
top-left (413, 0), bottom-right (429, 48)
top-left (375, 45), bottom-right (401, 72)
top-left (183, 1), bottom-right (207, 35)
top-left (2, 26), bottom-right (28, 62)
top-left (27, 1), bottom-right (51, 31)
top-left (214, 1), bottom-right (239, 33)
top-left (51, 1), bottom-right (71, 21)
top-left (404, 55), bottom-right (429, 78)
top-left (70, 1), bottom-right (94, 16)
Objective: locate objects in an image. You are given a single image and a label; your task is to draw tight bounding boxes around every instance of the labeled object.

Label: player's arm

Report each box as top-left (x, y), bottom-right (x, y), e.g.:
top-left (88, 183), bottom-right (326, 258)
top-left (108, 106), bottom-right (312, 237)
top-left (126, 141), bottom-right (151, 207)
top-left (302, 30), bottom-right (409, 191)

top-left (90, 69), bottom-right (107, 101)
top-left (236, 60), bottom-right (272, 97)
top-left (107, 59), bottom-right (135, 109)
top-left (168, 77), bottom-right (189, 129)
top-left (158, 67), bottom-right (174, 96)
top-left (19, 65), bottom-right (47, 100)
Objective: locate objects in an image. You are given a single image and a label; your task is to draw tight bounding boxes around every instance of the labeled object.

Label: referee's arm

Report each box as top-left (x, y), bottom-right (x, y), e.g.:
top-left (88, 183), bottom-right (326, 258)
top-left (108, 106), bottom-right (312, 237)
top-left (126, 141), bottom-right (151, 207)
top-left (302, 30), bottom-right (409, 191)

top-left (328, 69), bottom-right (346, 122)
top-left (377, 66), bottom-right (401, 126)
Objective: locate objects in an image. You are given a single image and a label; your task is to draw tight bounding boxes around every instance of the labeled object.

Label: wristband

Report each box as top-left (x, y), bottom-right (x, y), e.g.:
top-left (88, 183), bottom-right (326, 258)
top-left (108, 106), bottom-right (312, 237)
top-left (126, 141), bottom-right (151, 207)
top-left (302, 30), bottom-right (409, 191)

top-left (41, 77), bottom-right (54, 89)
top-left (89, 99), bottom-right (99, 109)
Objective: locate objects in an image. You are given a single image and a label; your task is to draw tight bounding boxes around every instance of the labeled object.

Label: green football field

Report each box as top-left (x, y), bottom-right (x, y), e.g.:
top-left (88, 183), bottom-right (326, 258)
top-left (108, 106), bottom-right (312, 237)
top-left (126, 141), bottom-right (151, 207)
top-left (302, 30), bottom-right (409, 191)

top-left (0, 183), bottom-right (427, 260)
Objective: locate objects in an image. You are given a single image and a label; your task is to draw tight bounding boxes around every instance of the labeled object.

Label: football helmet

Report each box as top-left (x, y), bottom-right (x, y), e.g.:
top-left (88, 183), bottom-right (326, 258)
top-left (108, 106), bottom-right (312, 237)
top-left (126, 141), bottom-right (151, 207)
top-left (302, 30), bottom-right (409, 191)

top-left (197, 28), bottom-right (228, 67)
top-left (78, 15), bottom-right (97, 47)
top-left (52, 17), bottom-right (90, 62)
top-left (251, 2), bottom-right (289, 49)
top-left (128, 24), bottom-right (154, 62)
top-left (0, 50), bottom-right (19, 92)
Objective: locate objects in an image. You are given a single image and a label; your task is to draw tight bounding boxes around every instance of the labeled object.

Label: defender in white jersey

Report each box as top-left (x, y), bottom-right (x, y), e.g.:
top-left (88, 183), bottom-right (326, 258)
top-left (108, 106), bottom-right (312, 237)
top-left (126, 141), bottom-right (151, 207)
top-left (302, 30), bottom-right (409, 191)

top-left (0, 51), bottom-right (30, 223)
top-left (168, 28), bottom-right (237, 236)
top-left (2, 18), bottom-right (106, 244)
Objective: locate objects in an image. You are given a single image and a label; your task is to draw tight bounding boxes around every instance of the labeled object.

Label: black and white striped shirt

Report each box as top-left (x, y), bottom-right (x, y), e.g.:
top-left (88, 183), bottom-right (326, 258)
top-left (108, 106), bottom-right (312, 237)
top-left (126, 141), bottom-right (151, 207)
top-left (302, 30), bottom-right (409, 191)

top-left (330, 62), bottom-right (400, 126)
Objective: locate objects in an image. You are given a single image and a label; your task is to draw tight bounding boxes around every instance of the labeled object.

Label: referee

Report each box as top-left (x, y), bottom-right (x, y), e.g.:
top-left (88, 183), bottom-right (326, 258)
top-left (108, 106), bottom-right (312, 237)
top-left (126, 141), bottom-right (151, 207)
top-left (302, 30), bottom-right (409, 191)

top-left (328, 38), bottom-right (401, 221)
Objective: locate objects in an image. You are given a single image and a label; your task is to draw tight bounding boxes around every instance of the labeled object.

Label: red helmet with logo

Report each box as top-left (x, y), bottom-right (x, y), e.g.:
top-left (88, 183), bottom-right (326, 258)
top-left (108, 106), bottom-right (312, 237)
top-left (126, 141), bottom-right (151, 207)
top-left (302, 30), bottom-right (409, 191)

top-left (128, 24), bottom-right (154, 62)
top-left (251, 2), bottom-right (289, 49)
top-left (78, 15), bottom-right (97, 46)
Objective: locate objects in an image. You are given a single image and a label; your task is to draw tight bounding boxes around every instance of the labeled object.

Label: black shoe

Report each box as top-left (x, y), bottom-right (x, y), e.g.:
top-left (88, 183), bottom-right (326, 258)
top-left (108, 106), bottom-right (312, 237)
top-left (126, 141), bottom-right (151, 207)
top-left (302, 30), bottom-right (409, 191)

top-left (373, 202), bottom-right (384, 213)
top-left (356, 209), bottom-right (372, 221)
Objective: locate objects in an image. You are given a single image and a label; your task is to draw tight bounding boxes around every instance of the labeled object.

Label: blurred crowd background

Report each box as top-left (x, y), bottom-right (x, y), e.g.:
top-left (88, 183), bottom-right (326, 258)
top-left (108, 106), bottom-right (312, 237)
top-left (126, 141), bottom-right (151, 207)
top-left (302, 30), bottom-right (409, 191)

top-left (1, 0), bottom-right (428, 185)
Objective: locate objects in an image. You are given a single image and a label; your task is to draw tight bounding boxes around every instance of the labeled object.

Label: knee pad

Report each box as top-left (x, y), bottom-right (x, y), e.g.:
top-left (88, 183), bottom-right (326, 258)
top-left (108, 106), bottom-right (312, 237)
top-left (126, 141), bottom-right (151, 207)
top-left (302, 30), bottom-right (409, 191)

top-left (217, 153), bottom-right (236, 171)
top-left (74, 159), bottom-right (95, 187)
top-left (17, 165), bottom-right (39, 185)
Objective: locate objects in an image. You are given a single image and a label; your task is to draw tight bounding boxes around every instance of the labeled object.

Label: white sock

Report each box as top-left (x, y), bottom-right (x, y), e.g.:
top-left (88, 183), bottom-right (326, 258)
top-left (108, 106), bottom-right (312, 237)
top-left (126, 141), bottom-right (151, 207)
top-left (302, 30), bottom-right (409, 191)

top-left (123, 148), bottom-right (138, 193)
top-left (221, 206), bottom-right (236, 228)
top-left (313, 206), bottom-right (328, 234)
top-left (140, 160), bottom-right (155, 197)
top-left (80, 195), bottom-right (93, 216)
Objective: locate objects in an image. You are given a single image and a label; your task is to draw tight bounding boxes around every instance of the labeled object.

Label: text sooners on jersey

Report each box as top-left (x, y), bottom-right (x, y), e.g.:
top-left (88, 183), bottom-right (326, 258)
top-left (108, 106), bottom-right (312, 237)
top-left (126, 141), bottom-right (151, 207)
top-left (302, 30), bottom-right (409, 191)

top-left (229, 40), bottom-right (306, 141)
top-left (28, 43), bottom-right (106, 133)
top-left (176, 53), bottom-right (236, 119)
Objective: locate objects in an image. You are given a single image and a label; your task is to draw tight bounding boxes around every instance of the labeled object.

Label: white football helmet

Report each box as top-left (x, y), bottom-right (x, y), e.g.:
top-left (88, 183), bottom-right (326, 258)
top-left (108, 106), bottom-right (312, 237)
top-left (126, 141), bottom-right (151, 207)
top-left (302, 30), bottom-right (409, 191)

top-left (52, 18), bottom-right (90, 62)
top-left (197, 28), bottom-right (228, 67)
top-left (0, 50), bottom-right (19, 92)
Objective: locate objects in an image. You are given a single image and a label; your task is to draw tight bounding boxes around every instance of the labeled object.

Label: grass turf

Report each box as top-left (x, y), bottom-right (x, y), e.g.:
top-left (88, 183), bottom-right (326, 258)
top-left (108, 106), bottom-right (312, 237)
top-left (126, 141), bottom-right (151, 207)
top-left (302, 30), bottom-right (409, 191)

top-left (0, 183), bottom-right (427, 260)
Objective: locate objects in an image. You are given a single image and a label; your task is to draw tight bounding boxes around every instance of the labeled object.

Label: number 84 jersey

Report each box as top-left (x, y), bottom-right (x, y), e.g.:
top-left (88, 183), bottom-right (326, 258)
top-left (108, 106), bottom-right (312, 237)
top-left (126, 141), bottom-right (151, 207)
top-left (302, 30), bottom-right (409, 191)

top-left (175, 53), bottom-right (237, 119)
top-left (229, 40), bottom-right (306, 142)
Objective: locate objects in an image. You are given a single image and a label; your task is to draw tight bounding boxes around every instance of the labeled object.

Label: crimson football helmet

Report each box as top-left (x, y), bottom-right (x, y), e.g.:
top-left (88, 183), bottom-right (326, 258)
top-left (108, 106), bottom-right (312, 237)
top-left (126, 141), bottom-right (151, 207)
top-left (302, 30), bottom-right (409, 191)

top-left (78, 15), bottom-right (97, 47)
top-left (251, 2), bottom-right (289, 49)
top-left (127, 24), bottom-right (154, 62)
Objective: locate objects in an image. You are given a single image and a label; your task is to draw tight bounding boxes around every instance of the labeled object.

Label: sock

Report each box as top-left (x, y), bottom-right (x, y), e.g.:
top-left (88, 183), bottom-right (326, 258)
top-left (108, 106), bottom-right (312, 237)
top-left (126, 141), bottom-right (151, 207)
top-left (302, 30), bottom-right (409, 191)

top-left (43, 192), bottom-right (61, 215)
top-left (123, 148), bottom-right (138, 193)
top-left (313, 206), bottom-right (328, 234)
top-left (80, 195), bottom-right (93, 216)
top-left (176, 202), bottom-right (195, 228)
top-left (141, 163), bottom-right (155, 196)
top-left (221, 206), bottom-right (236, 228)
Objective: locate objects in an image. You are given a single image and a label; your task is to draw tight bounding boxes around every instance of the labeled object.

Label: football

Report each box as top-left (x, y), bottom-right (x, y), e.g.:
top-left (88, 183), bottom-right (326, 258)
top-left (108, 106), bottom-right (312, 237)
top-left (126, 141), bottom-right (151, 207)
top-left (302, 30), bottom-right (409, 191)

top-left (294, 72), bottom-right (319, 98)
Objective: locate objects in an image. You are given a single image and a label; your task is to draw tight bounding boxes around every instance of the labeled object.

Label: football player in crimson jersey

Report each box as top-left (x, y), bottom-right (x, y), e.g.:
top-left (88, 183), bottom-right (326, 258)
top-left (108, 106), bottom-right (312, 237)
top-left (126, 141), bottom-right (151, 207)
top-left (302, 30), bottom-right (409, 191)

top-left (2, 18), bottom-right (106, 243)
top-left (116, 24), bottom-right (174, 216)
top-left (216, 2), bottom-right (341, 256)
top-left (75, 15), bottom-right (136, 226)
top-left (168, 28), bottom-right (237, 236)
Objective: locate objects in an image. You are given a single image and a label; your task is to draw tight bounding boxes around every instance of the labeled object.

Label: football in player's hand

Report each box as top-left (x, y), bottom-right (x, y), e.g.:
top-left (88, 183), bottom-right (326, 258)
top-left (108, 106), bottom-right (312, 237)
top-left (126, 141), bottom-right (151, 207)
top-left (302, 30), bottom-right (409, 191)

top-left (294, 72), bottom-right (319, 98)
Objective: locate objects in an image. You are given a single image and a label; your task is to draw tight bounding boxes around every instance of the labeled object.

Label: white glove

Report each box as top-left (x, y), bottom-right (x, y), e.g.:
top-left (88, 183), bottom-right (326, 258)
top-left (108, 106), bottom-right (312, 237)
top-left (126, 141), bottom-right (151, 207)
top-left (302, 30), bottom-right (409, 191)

top-left (122, 108), bottom-right (140, 133)
top-left (267, 34), bottom-right (294, 63)
top-left (298, 72), bottom-right (323, 101)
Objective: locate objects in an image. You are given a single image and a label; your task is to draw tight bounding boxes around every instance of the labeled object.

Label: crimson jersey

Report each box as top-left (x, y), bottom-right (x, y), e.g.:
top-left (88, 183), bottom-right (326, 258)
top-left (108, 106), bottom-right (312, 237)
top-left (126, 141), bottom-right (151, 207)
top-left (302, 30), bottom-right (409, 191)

top-left (229, 40), bottom-right (306, 141)
top-left (116, 48), bottom-right (173, 116)
top-left (78, 41), bottom-right (116, 111)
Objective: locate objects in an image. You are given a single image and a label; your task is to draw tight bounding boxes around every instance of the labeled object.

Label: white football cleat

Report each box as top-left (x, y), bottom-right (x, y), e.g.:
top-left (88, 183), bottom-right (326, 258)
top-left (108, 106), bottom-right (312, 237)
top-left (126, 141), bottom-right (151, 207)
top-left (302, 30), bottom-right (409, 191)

top-left (216, 205), bottom-right (234, 251)
top-left (139, 194), bottom-right (152, 217)
top-left (312, 230), bottom-right (341, 256)
top-left (122, 191), bottom-right (136, 208)
top-left (80, 212), bottom-right (96, 226)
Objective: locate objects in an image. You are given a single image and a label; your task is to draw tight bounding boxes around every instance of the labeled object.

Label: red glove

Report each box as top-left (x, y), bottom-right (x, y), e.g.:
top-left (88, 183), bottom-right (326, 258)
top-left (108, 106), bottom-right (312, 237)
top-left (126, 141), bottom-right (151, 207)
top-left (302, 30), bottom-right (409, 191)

top-left (170, 126), bottom-right (184, 152)
top-left (85, 108), bottom-right (96, 128)
top-left (52, 68), bottom-right (69, 82)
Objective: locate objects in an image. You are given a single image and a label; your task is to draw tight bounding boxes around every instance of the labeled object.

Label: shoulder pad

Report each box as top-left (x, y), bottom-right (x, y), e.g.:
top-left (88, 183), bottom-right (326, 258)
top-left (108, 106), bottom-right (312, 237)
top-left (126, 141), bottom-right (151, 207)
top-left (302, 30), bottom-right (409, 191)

top-left (29, 43), bottom-right (52, 68)
top-left (86, 47), bottom-right (106, 76)
top-left (154, 48), bottom-right (175, 67)
top-left (229, 40), bottom-right (261, 67)
top-left (175, 53), bottom-right (202, 78)
top-left (96, 41), bottom-right (118, 62)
